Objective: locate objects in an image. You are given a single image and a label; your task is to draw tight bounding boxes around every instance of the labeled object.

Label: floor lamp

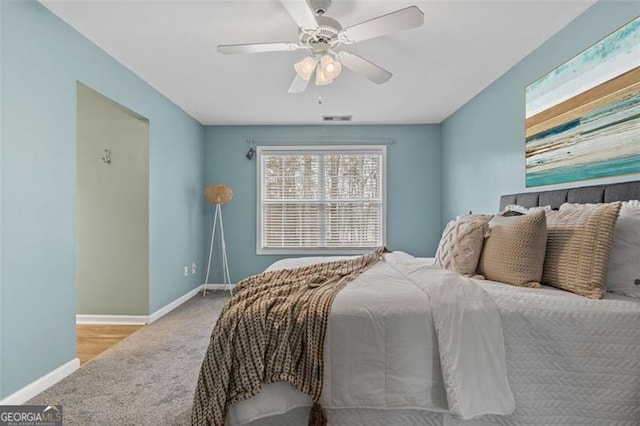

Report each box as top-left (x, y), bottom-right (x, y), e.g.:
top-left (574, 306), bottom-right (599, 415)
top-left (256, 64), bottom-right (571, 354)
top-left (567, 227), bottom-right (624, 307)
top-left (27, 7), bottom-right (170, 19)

top-left (203, 184), bottom-right (233, 296)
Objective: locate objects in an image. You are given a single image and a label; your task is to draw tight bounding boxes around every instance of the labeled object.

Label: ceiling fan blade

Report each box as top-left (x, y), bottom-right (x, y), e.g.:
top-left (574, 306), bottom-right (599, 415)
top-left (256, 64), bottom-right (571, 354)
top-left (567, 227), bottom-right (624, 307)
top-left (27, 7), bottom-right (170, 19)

top-left (338, 51), bottom-right (392, 84)
top-left (281, 1), bottom-right (319, 31)
top-left (217, 42), bottom-right (301, 55)
top-left (340, 6), bottom-right (424, 43)
top-left (288, 74), bottom-right (311, 93)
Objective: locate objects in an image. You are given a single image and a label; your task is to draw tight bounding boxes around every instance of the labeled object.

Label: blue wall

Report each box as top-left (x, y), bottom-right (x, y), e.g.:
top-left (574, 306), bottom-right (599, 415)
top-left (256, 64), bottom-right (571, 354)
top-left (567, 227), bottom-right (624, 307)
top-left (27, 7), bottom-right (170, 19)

top-left (204, 125), bottom-right (441, 282)
top-left (0, 1), bottom-right (205, 398)
top-left (441, 1), bottom-right (640, 224)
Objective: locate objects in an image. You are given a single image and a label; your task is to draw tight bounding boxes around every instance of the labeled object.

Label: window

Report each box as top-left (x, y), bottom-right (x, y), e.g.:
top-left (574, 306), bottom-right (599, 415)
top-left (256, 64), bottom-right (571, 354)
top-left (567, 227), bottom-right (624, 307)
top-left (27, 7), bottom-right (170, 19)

top-left (257, 146), bottom-right (386, 254)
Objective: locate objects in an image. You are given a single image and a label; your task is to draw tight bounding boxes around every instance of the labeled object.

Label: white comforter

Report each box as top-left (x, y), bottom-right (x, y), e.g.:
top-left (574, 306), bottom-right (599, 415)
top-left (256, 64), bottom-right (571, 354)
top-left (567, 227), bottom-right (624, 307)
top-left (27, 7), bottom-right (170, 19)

top-left (226, 254), bottom-right (640, 425)
top-left (227, 252), bottom-right (515, 424)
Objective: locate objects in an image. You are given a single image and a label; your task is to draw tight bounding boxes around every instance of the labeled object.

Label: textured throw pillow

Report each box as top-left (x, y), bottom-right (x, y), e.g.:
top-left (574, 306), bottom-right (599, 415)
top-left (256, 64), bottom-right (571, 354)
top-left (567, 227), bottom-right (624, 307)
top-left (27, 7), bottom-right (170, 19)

top-left (435, 215), bottom-right (492, 276)
top-left (478, 209), bottom-right (547, 288)
top-left (544, 202), bottom-right (622, 298)
top-left (605, 201), bottom-right (640, 298)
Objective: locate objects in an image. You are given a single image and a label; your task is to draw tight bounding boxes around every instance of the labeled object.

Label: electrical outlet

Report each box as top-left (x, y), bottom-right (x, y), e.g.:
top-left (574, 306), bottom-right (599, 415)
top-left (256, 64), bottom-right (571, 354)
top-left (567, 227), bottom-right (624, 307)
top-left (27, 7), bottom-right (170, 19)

top-left (184, 266), bottom-right (189, 277)
top-left (191, 262), bottom-right (197, 274)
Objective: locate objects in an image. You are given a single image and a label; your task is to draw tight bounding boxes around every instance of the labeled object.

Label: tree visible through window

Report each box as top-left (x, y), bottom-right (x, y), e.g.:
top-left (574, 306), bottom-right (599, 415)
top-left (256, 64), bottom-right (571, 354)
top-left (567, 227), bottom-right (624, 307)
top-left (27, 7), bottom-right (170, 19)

top-left (257, 146), bottom-right (386, 254)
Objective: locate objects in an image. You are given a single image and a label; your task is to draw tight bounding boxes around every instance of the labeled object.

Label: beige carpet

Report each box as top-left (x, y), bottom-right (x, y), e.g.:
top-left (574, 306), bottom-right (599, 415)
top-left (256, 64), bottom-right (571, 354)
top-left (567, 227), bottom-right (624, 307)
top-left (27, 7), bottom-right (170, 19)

top-left (28, 292), bottom-right (229, 425)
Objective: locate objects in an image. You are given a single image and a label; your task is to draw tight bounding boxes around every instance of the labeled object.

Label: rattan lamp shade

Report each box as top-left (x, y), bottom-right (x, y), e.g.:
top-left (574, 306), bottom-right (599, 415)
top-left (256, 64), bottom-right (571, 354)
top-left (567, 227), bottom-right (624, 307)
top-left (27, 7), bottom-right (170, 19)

top-left (205, 184), bottom-right (233, 205)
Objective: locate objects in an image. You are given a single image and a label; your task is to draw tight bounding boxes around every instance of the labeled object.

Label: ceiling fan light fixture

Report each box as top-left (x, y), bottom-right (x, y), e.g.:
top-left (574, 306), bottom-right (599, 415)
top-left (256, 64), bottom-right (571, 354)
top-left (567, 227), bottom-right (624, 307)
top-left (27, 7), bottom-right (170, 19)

top-left (320, 54), bottom-right (342, 80)
top-left (294, 56), bottom-right (318, 81)
top-left (315, 64), bottom-right (333, 86)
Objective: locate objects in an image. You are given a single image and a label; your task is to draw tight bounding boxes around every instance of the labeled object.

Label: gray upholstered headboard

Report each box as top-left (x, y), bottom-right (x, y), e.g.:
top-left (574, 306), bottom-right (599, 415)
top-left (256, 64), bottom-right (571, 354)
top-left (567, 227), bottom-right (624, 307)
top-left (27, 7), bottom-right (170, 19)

top-left (499, 180), bottom-right (640, 210)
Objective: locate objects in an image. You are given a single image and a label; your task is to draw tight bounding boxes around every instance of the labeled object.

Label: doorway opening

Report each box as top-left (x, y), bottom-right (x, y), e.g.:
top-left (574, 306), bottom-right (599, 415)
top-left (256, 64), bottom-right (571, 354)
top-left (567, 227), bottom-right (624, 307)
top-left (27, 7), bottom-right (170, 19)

top-left (75, 83), bottom-right (149, 364)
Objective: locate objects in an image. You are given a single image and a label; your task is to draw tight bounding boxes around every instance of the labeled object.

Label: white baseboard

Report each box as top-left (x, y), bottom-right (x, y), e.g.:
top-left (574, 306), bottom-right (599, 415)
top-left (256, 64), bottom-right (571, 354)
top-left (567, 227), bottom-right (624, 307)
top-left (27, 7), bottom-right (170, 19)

top-left (76, 285), bottom-right (206, 325)
top-left (76, 314), bottom-right (148, 325)
top-left (203, 283), bottom-right (235, 291)
top-left (147, 285), bottom-right (203, 323)
top-left (0, 358), bottom-right (80, 405)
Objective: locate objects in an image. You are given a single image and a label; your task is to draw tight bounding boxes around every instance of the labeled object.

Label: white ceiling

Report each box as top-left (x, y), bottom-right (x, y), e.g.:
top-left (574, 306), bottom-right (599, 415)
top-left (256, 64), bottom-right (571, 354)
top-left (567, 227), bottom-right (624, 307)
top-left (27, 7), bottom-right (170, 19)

top-left (41, 0), bottom-right (595, 125)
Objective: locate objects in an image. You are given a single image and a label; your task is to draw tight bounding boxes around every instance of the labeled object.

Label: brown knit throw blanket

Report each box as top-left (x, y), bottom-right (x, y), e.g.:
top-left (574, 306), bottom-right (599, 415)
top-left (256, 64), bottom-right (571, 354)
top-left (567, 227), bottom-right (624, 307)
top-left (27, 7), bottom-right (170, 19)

top-left (191, 249), bottom-right (384, 426)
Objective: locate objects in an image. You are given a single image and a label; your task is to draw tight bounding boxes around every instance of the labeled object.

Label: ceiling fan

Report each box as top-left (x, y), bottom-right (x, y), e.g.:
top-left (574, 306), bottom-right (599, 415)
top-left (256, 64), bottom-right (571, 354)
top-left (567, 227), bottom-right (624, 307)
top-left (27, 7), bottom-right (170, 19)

top-left (217, 0), bottom-right (424, 93)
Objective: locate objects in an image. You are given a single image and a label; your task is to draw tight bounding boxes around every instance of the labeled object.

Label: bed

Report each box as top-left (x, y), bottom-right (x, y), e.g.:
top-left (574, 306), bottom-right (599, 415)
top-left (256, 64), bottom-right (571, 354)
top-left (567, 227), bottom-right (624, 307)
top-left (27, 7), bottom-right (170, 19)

top-left (194, 180), bottom-right (640, 426)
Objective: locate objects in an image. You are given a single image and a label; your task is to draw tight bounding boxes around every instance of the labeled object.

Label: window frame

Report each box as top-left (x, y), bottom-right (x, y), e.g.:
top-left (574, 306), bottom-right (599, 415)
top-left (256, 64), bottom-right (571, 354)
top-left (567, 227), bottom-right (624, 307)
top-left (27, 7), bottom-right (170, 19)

top-left (256, 145), bottom-right (387, 255)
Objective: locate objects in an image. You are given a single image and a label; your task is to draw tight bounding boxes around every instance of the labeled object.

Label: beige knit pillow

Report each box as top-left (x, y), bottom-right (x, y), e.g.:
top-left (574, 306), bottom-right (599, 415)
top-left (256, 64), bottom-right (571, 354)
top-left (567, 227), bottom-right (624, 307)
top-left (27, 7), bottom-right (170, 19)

top-left (543, 201), bottom-right (622, 299)
top-left (478, 210), bottom-right (547, 288)
top-left (435, 215), bottom-right (492, 276)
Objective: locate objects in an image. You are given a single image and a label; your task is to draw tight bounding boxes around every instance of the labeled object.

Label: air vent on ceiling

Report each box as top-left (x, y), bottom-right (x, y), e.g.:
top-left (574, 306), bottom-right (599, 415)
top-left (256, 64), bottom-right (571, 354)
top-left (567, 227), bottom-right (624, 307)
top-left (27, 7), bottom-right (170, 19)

top-left (322, 115), bottom-right (352, 122)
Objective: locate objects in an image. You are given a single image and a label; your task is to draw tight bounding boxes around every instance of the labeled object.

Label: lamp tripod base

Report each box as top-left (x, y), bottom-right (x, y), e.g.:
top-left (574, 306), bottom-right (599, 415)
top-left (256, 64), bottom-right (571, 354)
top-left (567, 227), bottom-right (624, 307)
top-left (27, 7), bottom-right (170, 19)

top-left (203, 203), bottom-right (232, 297)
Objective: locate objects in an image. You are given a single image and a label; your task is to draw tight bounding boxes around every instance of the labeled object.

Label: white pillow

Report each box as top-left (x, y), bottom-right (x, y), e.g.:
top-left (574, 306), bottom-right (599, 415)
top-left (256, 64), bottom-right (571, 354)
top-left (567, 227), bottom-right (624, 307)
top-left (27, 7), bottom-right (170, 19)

top-left (504, 204), bottom-right (551, 214)
top-left (606, 200), bottom-right (640, 298)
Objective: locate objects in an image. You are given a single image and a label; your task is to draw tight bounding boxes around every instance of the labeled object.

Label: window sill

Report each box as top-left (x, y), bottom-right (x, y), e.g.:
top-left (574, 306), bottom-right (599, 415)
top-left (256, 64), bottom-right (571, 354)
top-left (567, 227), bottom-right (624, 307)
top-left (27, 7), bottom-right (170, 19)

top-left (256, 247), bottom-right (383, 256)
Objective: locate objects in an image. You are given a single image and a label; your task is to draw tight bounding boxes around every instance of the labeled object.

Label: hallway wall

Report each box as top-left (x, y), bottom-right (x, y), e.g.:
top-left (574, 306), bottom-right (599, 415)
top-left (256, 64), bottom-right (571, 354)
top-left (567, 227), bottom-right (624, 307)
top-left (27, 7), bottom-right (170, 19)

top-left (76, 84), bottom-right (149, 315)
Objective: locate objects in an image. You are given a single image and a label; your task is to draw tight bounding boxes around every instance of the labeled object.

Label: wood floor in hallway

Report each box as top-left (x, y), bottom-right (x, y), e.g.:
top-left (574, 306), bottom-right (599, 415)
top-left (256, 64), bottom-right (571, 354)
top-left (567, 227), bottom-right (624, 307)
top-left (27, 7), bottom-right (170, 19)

top-left (76, 324), bottom-right (144, 366)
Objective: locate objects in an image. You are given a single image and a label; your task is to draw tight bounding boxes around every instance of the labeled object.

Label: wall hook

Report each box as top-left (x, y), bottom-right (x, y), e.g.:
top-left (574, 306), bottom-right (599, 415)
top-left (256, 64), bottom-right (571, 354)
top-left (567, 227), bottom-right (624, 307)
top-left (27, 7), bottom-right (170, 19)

top-left (102, 149), bottom-right (112, 165)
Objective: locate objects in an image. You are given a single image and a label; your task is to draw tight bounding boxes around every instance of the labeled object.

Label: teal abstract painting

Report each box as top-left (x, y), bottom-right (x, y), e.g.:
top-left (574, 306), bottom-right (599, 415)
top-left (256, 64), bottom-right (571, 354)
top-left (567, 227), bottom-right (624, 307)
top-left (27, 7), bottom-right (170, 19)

top-left (525, 16), bottom-right (640, 187)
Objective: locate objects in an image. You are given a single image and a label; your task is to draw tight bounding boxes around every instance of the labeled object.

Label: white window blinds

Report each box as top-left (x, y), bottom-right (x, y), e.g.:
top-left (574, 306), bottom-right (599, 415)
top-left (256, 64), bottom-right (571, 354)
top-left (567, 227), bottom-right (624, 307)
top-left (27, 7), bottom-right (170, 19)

top-left (257, 146), bottom-right (386, 254)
